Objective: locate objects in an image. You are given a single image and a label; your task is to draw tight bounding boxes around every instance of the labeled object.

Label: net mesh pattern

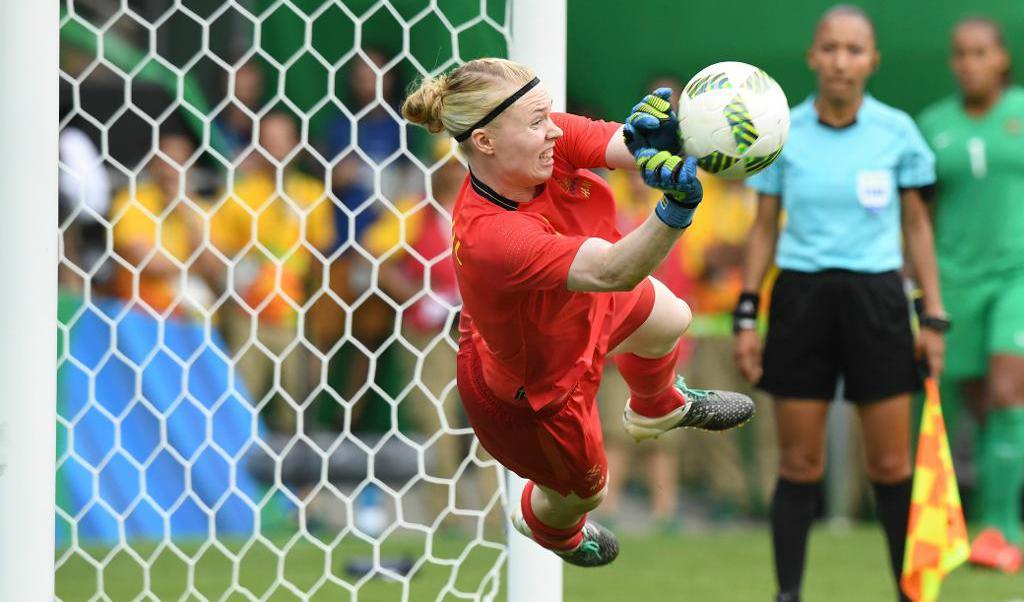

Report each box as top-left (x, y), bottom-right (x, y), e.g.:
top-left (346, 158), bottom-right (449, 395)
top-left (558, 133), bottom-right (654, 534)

top-left (56, 1), bottom-right (513, 599)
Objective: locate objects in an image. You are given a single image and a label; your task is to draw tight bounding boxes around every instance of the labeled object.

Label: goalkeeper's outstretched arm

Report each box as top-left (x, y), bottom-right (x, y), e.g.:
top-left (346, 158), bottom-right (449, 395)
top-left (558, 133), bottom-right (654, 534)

top-left (568, 213), bottom-right (683, 292)
top-left (570, 149), bottom-right (701, 292)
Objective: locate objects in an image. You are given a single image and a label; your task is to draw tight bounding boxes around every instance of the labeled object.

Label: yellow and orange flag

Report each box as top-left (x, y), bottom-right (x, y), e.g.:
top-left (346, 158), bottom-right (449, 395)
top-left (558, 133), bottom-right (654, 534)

top-left (900, 378), bottom-right (970, 601)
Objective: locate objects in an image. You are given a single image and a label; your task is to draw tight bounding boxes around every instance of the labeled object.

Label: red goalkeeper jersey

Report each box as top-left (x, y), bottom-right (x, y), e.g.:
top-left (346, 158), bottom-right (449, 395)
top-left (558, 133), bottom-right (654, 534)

top-left (453, 112), bottom-right (623, 411)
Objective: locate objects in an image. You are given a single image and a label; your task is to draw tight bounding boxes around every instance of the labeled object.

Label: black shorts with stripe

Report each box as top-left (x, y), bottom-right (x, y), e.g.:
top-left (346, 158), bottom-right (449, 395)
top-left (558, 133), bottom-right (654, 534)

top-left (760, 269), bottom-right (921, 403)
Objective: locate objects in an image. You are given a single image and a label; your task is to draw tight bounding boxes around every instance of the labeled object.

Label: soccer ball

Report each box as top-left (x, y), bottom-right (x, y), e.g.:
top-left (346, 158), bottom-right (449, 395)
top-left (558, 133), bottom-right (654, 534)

top-left (678, 61), bottom-right (790, 180)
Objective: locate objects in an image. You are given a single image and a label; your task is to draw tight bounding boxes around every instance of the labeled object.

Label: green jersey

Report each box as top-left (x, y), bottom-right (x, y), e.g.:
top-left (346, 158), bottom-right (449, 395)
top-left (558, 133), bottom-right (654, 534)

top-left (918, 86), bottom-right (1024, 287)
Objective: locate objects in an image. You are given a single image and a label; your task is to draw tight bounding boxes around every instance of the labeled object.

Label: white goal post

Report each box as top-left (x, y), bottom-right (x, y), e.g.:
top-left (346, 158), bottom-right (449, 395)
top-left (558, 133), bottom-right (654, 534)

top-left (0, 1), bottom-right (60, 601)
top-left (507, 0), bottom-right (566, 600)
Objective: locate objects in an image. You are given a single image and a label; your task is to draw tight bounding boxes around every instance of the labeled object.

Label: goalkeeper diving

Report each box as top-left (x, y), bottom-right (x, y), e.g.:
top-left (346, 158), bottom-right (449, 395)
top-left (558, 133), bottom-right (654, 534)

top-left (402, 58), bottom-right (754, 566)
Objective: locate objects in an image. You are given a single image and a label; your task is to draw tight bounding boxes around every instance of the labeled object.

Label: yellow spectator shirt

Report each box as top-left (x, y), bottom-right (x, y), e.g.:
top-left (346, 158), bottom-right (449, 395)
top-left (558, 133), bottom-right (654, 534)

top-left (679, 176), bottom-right (758, 316)
top-left (110, 181), bottom-right (192, 314)
top-left (210, 170), bottom-right (335, 324)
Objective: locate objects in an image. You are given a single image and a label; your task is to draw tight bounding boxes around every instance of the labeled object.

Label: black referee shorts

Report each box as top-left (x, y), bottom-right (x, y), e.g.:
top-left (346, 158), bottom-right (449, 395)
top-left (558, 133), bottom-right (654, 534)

top-left (760, 269), bottom-right (921, 403)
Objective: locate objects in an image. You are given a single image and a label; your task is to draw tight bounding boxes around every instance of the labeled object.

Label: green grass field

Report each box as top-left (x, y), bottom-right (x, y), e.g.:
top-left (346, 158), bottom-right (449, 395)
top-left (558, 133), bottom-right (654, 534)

top-left (56, 525), bottom-right (1024, 601)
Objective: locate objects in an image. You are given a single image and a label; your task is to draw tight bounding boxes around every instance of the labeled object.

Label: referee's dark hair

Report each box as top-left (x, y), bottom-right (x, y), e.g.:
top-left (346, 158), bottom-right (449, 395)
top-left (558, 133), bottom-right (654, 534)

top-left (814, 4), bottom-right (877, 44)
top-left (954, 16), bottom-right (1013, 86)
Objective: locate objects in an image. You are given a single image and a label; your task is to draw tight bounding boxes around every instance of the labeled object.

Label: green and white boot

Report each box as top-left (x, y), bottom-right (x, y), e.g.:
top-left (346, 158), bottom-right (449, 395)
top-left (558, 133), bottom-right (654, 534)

top-left (622, 375), bottom-right (755, 442)
top-left (510, 511), bottom-right (620, 568)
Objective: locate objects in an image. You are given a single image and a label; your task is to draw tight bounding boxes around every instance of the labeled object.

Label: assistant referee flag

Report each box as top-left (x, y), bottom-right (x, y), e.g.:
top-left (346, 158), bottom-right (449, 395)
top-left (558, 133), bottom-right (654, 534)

top-left (901, 378), bottom-right (969, 601)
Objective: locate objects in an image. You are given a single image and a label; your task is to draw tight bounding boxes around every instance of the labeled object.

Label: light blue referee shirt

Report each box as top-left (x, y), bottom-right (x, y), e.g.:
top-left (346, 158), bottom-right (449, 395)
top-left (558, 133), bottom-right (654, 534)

top-left (747, 95), bottom-right (936, 273)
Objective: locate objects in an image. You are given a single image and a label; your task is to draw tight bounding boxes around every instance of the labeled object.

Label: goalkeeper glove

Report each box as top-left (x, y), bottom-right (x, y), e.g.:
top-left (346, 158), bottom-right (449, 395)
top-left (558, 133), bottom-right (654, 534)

top-left (635, 148), bottom-right (703, 229)
top-left (622, 88), bottom-right (681, 155)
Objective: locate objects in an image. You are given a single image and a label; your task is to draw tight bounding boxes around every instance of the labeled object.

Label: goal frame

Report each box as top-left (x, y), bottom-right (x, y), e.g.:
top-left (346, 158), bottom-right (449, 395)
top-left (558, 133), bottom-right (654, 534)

top-left (0, 1), bottom-right (60, 601)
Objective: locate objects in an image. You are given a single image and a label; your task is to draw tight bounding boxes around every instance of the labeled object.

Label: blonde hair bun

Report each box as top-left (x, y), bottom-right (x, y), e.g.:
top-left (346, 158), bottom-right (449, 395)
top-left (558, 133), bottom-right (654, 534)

top-left (402, 75), bottom-right (448, 134)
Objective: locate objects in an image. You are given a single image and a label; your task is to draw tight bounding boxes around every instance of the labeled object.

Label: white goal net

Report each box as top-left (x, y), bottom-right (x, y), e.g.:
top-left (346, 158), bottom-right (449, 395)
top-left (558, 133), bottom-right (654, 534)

top-left (54, 1), bottom-right (529, 600)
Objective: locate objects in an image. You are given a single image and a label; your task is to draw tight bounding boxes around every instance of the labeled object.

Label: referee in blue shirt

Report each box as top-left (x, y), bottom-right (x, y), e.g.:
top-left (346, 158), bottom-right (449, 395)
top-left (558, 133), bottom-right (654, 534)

top-left (733, 6), bottom-right (947, 602)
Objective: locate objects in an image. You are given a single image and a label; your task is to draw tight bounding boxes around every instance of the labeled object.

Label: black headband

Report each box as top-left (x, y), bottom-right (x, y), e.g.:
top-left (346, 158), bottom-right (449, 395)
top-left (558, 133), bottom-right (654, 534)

top-left (453, 77), bottom-right (541, 142)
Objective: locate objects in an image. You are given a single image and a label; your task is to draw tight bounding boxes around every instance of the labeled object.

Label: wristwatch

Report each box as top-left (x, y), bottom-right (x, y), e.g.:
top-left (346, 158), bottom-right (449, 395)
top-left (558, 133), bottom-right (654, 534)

top-left (920, 314), bottom-right (952, 333)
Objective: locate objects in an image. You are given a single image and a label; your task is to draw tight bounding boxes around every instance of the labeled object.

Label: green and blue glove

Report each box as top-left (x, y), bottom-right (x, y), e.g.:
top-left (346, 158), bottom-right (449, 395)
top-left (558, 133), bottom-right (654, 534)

top-left (622, 88), bottom-right (681, 155)
top-left (622, 87), bottom-right (700, 228)
top-left (634, 148), bottom-right (703, 229)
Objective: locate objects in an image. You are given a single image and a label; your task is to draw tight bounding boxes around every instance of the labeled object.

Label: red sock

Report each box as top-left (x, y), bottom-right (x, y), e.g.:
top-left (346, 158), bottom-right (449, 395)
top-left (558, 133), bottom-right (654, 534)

top-left (520, 481), bottom-right (586, 551)
top-left (614, 344), bottom-right (685, 418)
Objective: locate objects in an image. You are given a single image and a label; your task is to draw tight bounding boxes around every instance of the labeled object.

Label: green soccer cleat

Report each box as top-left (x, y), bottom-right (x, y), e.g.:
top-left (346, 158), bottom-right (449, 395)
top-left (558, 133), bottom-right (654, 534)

top-left (621, 375), bottom-right (755, 442)
top-left (510, 511), bottom-right (620, 568)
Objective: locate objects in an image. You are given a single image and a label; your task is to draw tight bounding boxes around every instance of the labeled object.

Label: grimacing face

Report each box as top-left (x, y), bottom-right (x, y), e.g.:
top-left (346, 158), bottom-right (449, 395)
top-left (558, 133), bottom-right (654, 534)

top-left (808, 14), bottom-right (878, 105)
top-left (952, 23), bottom-right (1009, 102)
top-left (479, 84), bottom-right (563, 187)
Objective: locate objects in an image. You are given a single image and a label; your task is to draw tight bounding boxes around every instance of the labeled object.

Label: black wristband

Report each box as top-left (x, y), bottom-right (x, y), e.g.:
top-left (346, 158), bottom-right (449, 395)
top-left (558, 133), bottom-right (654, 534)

top-left (920, 314), bottom-right (952, 333)
top-left (732, 291), bottom-right (759, 333)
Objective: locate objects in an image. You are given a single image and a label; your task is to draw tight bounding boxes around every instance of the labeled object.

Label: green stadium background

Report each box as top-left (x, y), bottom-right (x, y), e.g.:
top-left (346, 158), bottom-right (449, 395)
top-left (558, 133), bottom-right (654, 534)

top-left (570, 0), bottom-right (1023, 119)
top-left (242, 0), bottom-right (1024, 123)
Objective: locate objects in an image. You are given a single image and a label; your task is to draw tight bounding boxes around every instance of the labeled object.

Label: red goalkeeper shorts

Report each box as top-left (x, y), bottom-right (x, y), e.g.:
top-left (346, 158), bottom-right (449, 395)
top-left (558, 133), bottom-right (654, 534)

top-left (456, 280), bottom-right (655, 498)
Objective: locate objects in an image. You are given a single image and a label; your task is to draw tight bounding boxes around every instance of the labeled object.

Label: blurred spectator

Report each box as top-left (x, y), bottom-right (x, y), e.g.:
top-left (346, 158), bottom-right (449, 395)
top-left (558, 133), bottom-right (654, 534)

top-left (327, 49), bottom-right (419, 247)
top-left (109, 134), bottom-right (220, 315)
top-left (679, 174), bottom-right (777, 515)
top-left (215, 59), bottom-right (265, 165)
top-left (310, 50), bottom-right (414, 427)
top-left (361, 141), bottom-right (469, 522)
top-left (59, 124), bottom-right (112, 281)
top-left (918, 17), bottom-right (1024, 572)
top-left (596, 164), bottom-right (693, 531)
top-left (60, 126), bottom-right (111, 221)
top-left (363, 147), bottom-right (463, 351)
top-left (326, 49), bottom-right (401, 165)
top-left (211, 112), bottom-right (335, 434)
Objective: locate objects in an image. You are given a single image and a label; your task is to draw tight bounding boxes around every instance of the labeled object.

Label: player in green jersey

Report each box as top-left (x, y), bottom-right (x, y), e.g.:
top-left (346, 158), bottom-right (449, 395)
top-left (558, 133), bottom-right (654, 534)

top-left (918, 17), bottom-right (1024, 574)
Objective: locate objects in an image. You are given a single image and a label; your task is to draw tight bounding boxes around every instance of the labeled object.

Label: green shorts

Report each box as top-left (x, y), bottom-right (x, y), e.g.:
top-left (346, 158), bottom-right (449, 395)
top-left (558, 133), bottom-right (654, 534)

top-left (943, 273), bottom-right (1024, 380)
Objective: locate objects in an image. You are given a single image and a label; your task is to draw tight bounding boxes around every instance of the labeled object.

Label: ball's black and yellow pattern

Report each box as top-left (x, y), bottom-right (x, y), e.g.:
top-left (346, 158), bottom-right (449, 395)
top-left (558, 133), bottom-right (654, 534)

top-left (680, 64), bottom-right (788, 179)
top-left (724, 95), bottom-right (759, 154)
top-left (684, 71), bottom-right (732, 99)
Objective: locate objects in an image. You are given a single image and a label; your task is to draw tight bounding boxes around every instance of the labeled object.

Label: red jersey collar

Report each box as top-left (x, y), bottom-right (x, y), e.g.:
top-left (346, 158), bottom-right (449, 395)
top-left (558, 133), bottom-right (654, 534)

top-left (470, 170), bottom-right (519, 211)
top-left (469, 170), bottom-right (548, 212)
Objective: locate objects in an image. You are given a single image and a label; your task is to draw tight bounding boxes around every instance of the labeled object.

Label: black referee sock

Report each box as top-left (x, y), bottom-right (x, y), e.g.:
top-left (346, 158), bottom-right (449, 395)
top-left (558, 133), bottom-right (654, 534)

top-left (872, 478), bottom-right (913, 602)
top-left (771, 477), bottom-right (821, 597)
